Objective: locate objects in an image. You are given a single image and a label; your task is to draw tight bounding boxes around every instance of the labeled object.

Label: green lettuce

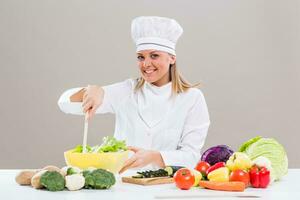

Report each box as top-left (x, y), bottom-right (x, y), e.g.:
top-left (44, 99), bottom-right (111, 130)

top-left (71, 136), bottom-right (127, 153)
top-left (239, 137), bottom-right (288, 181)
top-left (95, 136), bottom-right (127, 153)
top-left (72, 145), bottom-right (92, 153)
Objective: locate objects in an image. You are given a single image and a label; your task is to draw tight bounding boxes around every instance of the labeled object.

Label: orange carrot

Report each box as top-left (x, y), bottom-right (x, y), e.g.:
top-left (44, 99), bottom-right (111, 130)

top-left (199, 181), bottom-right (245, 192)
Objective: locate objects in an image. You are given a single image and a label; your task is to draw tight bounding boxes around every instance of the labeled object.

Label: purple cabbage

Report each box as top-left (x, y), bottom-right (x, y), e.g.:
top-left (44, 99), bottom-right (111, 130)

top-left (201, 145), bottom-right (234, 165)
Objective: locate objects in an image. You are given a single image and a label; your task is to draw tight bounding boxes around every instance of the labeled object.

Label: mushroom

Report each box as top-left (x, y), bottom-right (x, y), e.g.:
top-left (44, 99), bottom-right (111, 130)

top-left (15, 169), bottom-right (40, 185)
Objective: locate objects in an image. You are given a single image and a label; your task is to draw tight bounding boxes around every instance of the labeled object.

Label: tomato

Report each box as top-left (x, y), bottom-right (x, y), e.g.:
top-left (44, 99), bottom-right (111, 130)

top-left (229, 169), bottom-right (250, 186)
top-left (173, 168), bottom-right (195, 190)
top-left (195, 161), bottom-right (210, 177)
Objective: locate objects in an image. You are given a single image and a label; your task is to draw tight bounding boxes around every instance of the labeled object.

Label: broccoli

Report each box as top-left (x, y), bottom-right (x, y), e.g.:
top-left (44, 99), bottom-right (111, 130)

top-left (83, 169), bottom-right (116, 189)
top-left (40, 171), bottom-right (65, 191)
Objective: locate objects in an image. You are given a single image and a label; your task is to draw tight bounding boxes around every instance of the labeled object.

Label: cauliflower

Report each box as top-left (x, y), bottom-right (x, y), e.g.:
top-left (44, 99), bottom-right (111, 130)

top-left (65, 174), bottom-right (85, 191)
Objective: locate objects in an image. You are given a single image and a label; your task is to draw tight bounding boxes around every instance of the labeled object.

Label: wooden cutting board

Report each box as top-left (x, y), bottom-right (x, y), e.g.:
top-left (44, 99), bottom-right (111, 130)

top-left (122, 176), bottom-right (174, 185)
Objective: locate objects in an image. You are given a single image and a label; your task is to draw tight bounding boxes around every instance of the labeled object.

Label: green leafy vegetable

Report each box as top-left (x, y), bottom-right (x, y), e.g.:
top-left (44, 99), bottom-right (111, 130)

top-left (40, 171), bottom-right (65, 191)
top-left (239, 137), bottom-right (288, 181)
top-left (239, 136), bottom-right (262, 152)
top-left (72, 145), bottom-right (92, 153)
top-left (95, 136), bottom-right (127, 153)
top-left (83, 169), bottom-right (116, 189)
top-left (71, 136), bottom-right (127, 153)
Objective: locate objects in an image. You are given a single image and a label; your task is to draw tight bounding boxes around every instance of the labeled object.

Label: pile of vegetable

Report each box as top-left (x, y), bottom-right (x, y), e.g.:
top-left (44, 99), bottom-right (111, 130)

top-left (172, 136), bottom-right (288, 192)
top-left (15, 136), bottom-right (125, 191)
top-left (15, 165), bottom-right (116, 191)
top-left (72, 136), bottom-right (127, 153)
top-left (239, 136), bottom-right (288, 181)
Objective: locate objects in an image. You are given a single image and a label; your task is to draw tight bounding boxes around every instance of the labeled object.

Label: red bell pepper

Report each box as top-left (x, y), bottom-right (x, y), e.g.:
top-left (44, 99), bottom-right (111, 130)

top-left (206, 162), bottom-right (226, 175)
top-left (249, 165), bottom-right (270, 188)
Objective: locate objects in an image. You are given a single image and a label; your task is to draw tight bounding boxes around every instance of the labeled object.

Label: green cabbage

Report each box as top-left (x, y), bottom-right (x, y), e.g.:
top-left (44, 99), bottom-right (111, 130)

top-left (239, 136), bottom-right (288, 181)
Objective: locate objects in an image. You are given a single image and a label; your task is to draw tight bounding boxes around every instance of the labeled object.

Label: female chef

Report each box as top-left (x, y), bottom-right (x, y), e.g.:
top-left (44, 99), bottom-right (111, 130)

top-left (58, 16), bottom-right (210, 173)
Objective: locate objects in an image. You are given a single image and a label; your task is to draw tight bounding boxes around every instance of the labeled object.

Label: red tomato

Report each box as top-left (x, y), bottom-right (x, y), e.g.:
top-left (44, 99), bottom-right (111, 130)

top-left (195, 161), bottom-right (210, 176)
top-left (173, 168), bottom-right (195, 190)
top-left (229, 170), bottom-right (250, 186)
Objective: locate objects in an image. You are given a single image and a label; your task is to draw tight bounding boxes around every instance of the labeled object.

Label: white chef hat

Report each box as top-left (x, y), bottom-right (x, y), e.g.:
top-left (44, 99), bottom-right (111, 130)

top-left (131, 16), bottom-right (183, 55)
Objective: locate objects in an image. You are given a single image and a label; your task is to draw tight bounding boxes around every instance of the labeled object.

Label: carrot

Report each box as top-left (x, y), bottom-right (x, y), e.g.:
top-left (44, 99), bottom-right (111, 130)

top-left (199, 181), bottom-right (245, 192)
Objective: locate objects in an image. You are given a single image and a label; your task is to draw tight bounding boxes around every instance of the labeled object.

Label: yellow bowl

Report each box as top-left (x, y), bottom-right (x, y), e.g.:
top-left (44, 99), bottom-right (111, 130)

top-left (64, 150), bottom-right (129, 173)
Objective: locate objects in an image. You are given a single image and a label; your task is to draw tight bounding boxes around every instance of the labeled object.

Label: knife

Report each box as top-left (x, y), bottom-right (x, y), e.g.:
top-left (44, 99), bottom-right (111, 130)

top-left (155, 194), bottom-right (261, 199)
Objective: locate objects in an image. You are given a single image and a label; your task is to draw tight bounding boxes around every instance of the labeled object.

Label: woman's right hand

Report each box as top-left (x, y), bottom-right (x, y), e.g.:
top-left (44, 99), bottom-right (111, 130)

top-left (82, 85), bottom-right (104, 119)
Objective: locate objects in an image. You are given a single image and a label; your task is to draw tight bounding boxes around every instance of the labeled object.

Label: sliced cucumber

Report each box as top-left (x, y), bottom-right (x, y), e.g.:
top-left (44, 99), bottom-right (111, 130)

top-left (132, 169), bottom-right (169, 178)
top-left (164, 166), bottom-right (174, 176)
top-left (132, 174), bottom-right (143, 178)
top-left (164, 166), bottom-right (185, 177)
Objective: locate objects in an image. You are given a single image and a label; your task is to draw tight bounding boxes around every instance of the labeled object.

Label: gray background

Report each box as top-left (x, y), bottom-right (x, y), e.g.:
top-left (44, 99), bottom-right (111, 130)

top-left (0, 0), bottom-right (299, 169)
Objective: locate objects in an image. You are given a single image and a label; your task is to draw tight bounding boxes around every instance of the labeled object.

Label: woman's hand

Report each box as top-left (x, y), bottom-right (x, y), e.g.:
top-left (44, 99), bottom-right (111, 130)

top-left (82, 85), bottom-right (104, 120)
top-left (119, 146), bottom-right (165, 174)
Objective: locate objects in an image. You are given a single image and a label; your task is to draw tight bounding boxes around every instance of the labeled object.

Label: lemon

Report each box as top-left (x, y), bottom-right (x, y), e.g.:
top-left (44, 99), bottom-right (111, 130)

top-left (192, 169), bottom-right (202, 186)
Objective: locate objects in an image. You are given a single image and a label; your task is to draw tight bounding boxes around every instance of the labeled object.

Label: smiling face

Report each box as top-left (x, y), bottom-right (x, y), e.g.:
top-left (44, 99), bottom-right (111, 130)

top-left (137, 50), bottom-right (176, 87)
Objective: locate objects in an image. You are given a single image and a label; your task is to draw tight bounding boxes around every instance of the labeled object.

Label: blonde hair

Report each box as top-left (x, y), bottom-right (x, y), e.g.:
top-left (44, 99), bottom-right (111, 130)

top-left (134, 62), bottom-right (200, 95)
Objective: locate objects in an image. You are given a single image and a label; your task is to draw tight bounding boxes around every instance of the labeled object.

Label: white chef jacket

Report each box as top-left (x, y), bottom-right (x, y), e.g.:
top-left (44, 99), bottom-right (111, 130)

top-left (58, 79), bottom-right (210, 169)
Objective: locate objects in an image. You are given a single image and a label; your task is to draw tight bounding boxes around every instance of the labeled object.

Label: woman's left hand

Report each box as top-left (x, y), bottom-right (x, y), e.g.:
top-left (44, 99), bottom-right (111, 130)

top-left (119, 146), bottom-right (165, 174)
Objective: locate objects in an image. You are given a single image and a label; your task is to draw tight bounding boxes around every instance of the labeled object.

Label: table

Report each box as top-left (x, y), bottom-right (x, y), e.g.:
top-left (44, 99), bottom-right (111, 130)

top-left (1, 169), bottom-right (299, 200)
